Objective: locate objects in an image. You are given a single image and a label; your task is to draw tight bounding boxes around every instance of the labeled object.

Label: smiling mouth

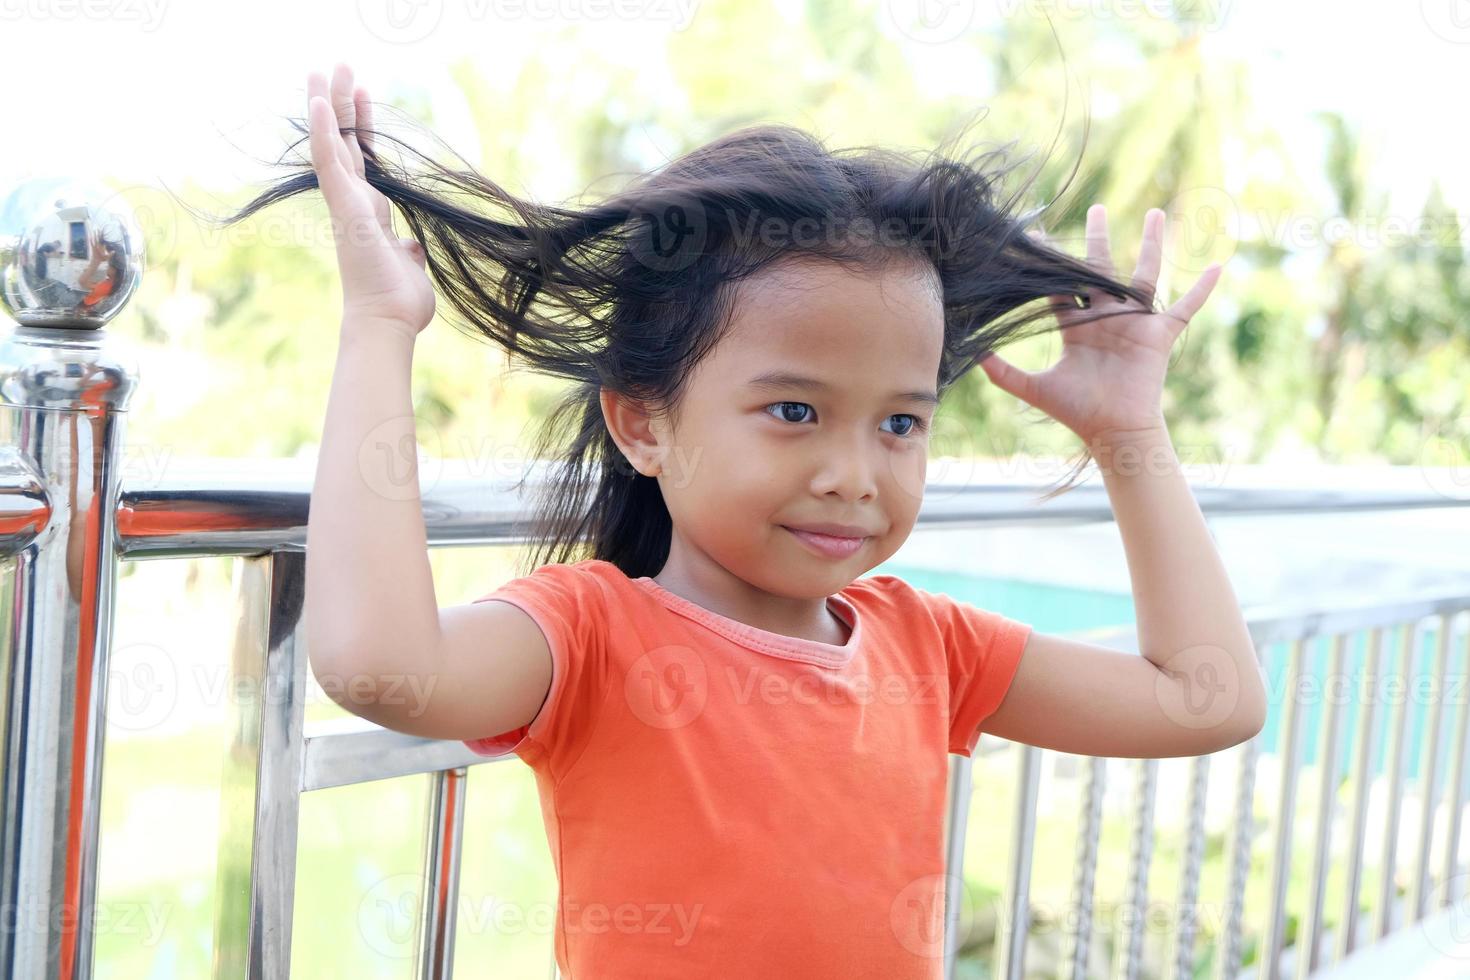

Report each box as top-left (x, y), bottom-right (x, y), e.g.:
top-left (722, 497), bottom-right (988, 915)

top-left (780, 525), bottom-right (869, 559)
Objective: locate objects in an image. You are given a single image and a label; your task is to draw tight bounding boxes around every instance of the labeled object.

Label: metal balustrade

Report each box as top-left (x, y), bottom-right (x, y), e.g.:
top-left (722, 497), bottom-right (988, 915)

top-left (7, 444), bottom-right (1469, 978)
top-left (1024, 591), bottom-right (1470, 980)
top-left (3, 184), bottom-right (1470, 979)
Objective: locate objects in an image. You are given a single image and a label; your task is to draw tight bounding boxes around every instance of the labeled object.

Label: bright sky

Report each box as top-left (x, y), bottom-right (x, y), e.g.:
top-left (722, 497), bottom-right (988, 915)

top-left (3, 1), bottom-right (1467, 226)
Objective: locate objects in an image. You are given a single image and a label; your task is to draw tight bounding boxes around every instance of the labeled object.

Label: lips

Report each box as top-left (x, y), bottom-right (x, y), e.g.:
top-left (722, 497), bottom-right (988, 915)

top-left (781, 522), bottom-right (876, 538)
top-left (780, 524), bottom-right (872, 559)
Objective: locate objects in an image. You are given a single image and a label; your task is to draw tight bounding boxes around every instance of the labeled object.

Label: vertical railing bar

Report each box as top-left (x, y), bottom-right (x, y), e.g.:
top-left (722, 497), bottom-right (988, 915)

top-left (1112, 758), bottom-right (1157, 980)
top-left (1168, 753), bottom-right (1210, 980)
top-left (1061, 756), bottom-right (1106, 980)
top-left (211, 552), bottom-right (308, 979)
top-left (1374, 620), bottom-right (1417, 942)
top-left (994, 743), bottom-right (1041, 980)
top-left (417, 766), bottom-right (468, 979)
top-left (943, 753), bottom-right (975, 980)
top-left (1438, 611), bottom-right (1470, 908)
top-left (1296, 633), bottom-right (1347, 979)
top-left (1260, 637), bottom-right (1307, 980)
top-left (1334, 626), bottom-right (1383, 964)
top-left (1408, 613), bottom-right (1453, 924)
top-left (1214, 713), bottom-right (1260, 980)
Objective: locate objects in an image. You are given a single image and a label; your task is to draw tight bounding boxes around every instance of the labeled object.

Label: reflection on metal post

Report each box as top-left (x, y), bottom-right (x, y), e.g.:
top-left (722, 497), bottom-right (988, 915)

top-left (418, 766), bottom-right (468, 979)
top-left (211, 553), bottom-right (309, 979)
top-left (942, 753), bottom-right (973, 980)
top-left (995, 744), bottom-right (1041, 980)
top-left (0, 178), bottom-right (143, 979)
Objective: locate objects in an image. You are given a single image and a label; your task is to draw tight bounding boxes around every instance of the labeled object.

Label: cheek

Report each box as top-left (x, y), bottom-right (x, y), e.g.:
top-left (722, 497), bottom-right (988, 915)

top-left (881, 441), bottom-right (929, 506)
top-left (687, 456), bottom-right (788, 535)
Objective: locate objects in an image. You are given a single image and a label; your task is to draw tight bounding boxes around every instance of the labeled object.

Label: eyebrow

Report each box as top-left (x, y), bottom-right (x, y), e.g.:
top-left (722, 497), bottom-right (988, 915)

top-left (745, 370), bottom-right (940, 408)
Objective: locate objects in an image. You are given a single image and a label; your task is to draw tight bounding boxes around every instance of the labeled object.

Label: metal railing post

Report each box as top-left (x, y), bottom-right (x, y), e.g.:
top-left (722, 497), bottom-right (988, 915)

top-left (0, 180), bottom-right (142, 979)
top-left (1112, 759), bottom-right (1159, 980)
top-left (417, 766), bottom-right (469, 979)
top-left (1334, 627), bottom-right (1384, 961)
top-left (212, 553), bottom-right (309, 978)
top-left (1062, 756), bottom-right (1107, 980)
top-left (942, 753), bottom-right (974, 979)
top-left (993, 744), bottom-right (1041, 980)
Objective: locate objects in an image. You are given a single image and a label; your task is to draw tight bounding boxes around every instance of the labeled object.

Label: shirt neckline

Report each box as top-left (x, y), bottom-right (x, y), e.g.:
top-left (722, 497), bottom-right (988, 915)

top-left (630, 574), bottom-right (862, 669)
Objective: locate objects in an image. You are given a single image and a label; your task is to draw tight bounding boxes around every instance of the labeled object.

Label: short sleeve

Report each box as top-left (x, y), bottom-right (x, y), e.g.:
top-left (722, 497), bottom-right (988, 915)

top-left (461, 561), bottom-right (609, 774)
top-left (922, 589), bottom-right (1033, 757)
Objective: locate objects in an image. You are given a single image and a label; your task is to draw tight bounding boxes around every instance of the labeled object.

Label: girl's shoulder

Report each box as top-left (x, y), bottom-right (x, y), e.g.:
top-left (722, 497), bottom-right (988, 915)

top-left (843, 571), bottom-right (916, 600)
top-left (515, 557), bottom-right (618, 579)
top-left (839, 571), bottom-right (936, 616)
top-left (506, 557), bottom-right (663, 607)
top-left (489, 557), bottom-right (623, 604)
top-left (841, 571), bottom-right (979, 622)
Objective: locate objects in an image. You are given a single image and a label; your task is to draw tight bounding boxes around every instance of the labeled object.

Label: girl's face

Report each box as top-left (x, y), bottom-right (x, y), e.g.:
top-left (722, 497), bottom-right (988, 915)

top-left (603, 255), bottom-right (945, 604)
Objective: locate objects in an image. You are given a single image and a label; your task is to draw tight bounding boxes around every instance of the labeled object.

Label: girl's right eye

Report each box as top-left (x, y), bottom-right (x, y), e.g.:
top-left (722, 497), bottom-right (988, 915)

top-left (765, 401), bottom-right (814, 424)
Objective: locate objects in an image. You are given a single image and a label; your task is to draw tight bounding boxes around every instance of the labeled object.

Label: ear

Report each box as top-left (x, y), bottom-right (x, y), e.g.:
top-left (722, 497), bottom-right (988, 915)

top-left (599, 387), bottom-right (668, 478)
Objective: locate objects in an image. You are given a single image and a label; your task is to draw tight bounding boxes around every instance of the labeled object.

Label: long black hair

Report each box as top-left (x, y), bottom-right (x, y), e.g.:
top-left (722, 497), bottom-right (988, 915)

top-left (210, 103), bottom-right (1161, 580)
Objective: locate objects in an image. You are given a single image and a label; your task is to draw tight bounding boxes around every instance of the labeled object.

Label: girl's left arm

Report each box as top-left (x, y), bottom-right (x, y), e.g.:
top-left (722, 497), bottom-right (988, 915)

top-left (979, 423), bottom-right (1268, 758)
top-left (971, 205), bottom-right (1268, 759)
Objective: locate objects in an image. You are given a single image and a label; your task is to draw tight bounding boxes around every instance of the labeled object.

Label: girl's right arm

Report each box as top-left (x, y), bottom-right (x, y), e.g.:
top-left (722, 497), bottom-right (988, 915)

top-left (304, 63), bottom-right (553, 741)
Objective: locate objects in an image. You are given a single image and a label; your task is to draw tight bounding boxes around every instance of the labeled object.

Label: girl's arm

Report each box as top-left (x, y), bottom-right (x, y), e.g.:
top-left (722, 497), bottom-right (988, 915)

top-left (969, 206), bottom-right (1267, 759)
top-left (978, 423), bottom-right (1267, 758)
top-left (302, 63), bottom-right (555, 742)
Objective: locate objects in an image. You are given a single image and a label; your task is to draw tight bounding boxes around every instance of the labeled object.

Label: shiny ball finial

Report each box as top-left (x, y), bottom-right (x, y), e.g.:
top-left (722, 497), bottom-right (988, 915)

top-left (0, 178), bottom-right (144, 328)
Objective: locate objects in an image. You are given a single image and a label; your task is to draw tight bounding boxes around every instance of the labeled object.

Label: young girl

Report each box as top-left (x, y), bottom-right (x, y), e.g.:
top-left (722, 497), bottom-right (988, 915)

top-left (227, 63), bottom-right (1267, 978)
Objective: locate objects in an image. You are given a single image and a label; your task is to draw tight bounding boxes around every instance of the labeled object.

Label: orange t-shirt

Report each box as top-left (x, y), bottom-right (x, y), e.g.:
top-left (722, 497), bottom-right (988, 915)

top-left (80, 267), bottom-right (115, 307)
top-left (464, 558), bottom-right (1033, 979)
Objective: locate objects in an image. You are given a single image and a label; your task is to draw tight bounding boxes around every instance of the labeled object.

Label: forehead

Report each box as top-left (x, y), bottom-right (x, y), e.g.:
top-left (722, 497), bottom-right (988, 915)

top-left (711, 257), bottom-right (945, 386)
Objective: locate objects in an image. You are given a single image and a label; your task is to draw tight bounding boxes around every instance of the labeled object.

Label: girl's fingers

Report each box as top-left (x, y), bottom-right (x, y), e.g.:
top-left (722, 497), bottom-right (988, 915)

top-left (306, 73), bottom-right (347, 175)
top-left (330, 63), bottom-right (365, 179)
top-left (1131, 208), bottom-right (1163, 297)
top-left (308, 95), bottom-right (377, 239)
top-left (1085, 204), bottom-right (1114, 277)
top-left (306, 95), bottom-right (348, 200)
top-left (354, 86), bottom-right (375, 155)
top-left (1164, 263), bottom-right (1223, 334)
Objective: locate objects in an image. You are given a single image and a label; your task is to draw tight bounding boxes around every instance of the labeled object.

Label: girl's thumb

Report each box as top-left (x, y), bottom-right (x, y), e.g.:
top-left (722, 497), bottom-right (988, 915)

top-left (978, 351), bottom-right (1027, 403)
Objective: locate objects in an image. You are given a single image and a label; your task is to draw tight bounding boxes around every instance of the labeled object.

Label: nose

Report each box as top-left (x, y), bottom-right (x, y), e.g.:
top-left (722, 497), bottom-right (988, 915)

top-left (809, 430), bottom-right (879, 502)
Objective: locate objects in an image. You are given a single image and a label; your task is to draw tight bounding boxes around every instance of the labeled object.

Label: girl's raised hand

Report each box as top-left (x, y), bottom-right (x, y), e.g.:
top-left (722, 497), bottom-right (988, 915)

top-left (307, 64), bottom-right (435, 340)
top-left (980, 205), bottom-right (1223, 445)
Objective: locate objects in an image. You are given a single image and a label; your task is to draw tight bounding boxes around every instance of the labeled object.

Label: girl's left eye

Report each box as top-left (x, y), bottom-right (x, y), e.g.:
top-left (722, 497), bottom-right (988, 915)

top-left (763, 402), bottom-right (929, 437)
